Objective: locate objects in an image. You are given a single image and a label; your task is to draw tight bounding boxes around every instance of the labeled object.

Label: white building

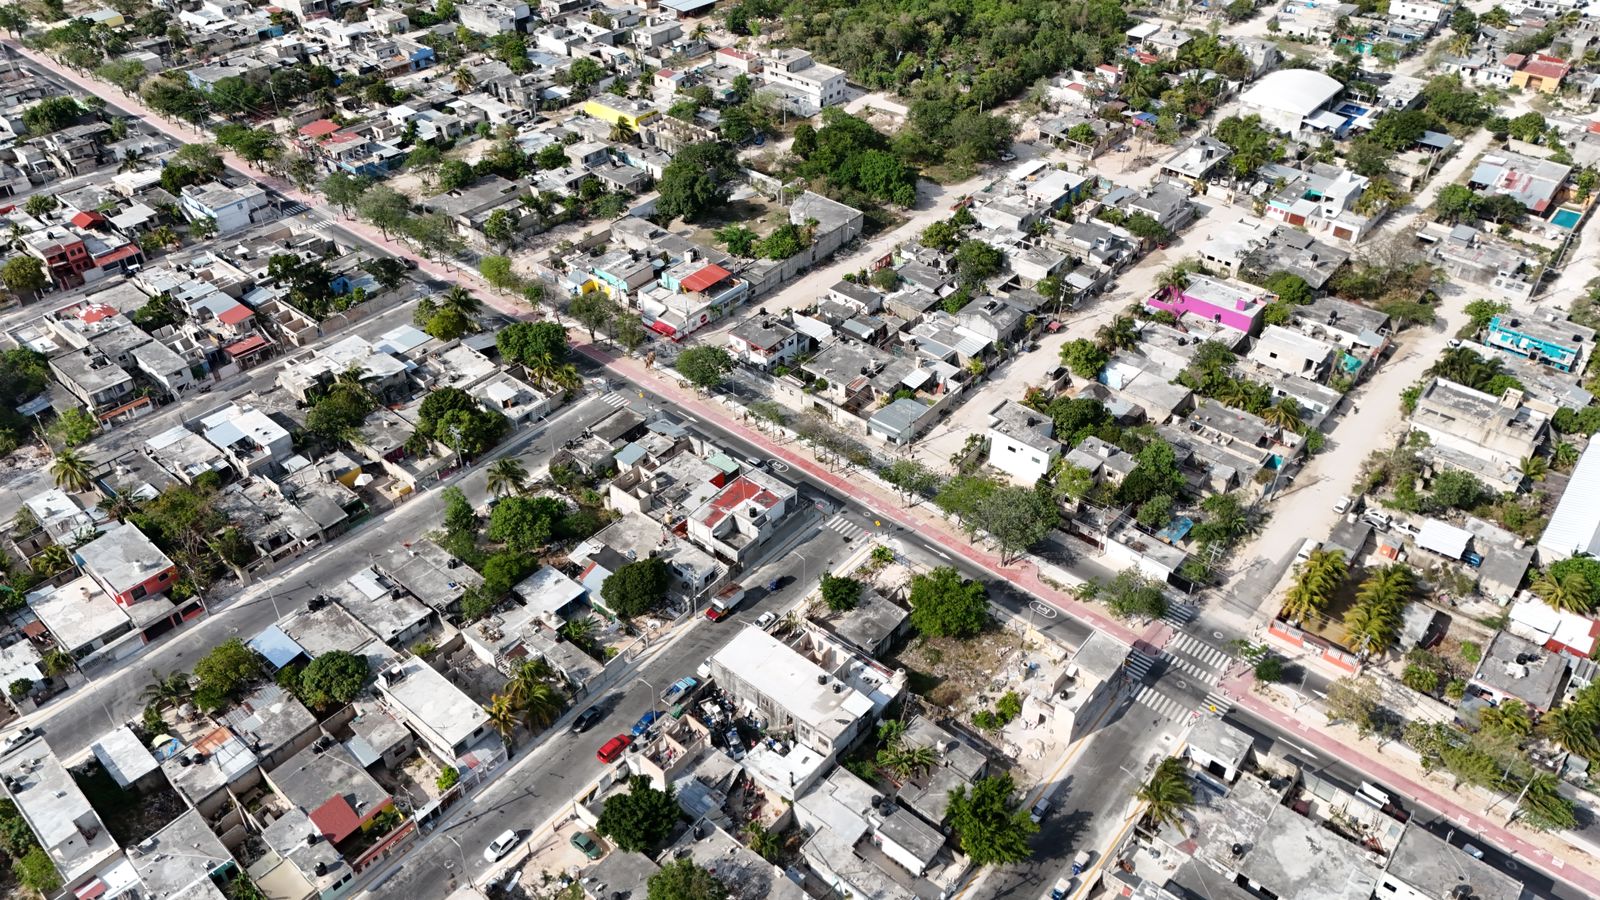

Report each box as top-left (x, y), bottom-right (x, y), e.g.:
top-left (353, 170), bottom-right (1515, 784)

top-left (178, 182), bottom-right (271, 234)
top-left (685, 469), bottom-right (796, 564)
top-left (373, 657), bottom-right (494, 762)
top-left (708, 626), bottom-right (876, 760)
top-left (985, 399), bottom-right (1059, 485)
top-left (761, 49), bottom-right (847, 113)
top-left (1238, 68), bottom-right (1344, 138)
top-left (1538, 440), bottom-right (1600, 561)
top-left (1387, 0), bottom-right (1451, 28)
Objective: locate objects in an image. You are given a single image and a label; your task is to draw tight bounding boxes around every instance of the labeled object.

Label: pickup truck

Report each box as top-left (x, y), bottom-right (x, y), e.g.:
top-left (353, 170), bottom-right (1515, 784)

top-left (705, 583), bottom-right (746, 621)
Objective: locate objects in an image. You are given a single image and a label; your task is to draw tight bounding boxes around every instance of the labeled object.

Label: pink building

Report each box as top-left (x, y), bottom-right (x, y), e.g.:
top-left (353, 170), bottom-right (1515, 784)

top-left (1144, 274), bottom-right (1272, 334)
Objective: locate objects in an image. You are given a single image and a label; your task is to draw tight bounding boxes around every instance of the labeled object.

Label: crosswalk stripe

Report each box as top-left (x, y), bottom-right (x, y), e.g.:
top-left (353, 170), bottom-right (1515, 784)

top-left (1166, 657), bottom-right (1219, 685)
top-left (599, 392), bottom-right (629, 408)
top-left (1133, 686), bottom-right (1187, 721)
top-left (1169, 633), bottom-right (1231, 669)
top-left (1200, 690), bottom-right (1232, 716)
top-left (1163, 599), bottom-right (1198, 626)
top-left (826, 515), bottom-right (865, 538)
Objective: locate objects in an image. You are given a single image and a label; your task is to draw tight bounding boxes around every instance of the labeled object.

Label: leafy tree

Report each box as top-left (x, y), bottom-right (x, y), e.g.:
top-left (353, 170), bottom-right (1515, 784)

top-left (656, 142), bottom-right (739, 222)
top-left (16, 846), bottom-right (60, 895)
top-left (570, 292), bottom-right (617, 341)
top-left (714, 224), bottom-right (758, 257)
top-left (488, 495), bottom-right (567, 553)
top-left (23, 96), bottom-right (82, 135)
top-left (193, 638), bottom-right (263, 711)
top-left (601, 557), bottom-right (671, 618)
top-left (1059, 339), bottom-right (1108, 379)
top-left (880, 458), bottom-right (939, 505)
top-left (921, 219), bottom-right (960, 251)
top-left (297, 651), bottom-right (370, 708)
top-left (1, 256), bottom-right (47, 301)
top-left (648, 858), bottom-right (730, 900)
top-left (49, 407), bottom-right (98, 448)
top-left (1103, 570), bottom-right (1167, 620)
top-left (1429, 470), bottom-right (1489, 511)
top-left (1263, 271), bottom-right (1312, 306)
top-left (756, 224), bottom-right (808, 260)
top-left (357, 185), bottom-right (411, 239)
top-left (954, 240), bottom-right (1004, 285)
top-left (976, 485), bottom-right (1055, 562)
top-left (908, 566), bottom-right (988, 638)
top-left (597, 775), bottom-right (679, 852)
top-left (946, 774), bottom-right (1037, 866)
top-left (436, 159), bottom-right (474, 191)
top-left (497, 321), bottom-right (569, 368)
top-left (1326, 676), bottom-right (1385, 738)
top-left (1433, 184), bottom-right (1479, 224)
top-left (478, 255), bottom-right (519, 293)
top-left (820, 573), bottom-right (863, 611)
top-left (675, 346), bottom-right (735, 390)
top-left (424, 306), bottom-right (472, 340)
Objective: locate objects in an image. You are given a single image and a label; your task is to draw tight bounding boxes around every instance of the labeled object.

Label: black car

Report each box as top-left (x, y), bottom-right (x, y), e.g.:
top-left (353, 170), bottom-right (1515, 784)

top-left (571, 706), bottom-right (604, 733)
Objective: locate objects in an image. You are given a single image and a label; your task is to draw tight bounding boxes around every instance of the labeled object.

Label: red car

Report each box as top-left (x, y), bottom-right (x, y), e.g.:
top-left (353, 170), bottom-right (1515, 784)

top-left (597, 734), bottom-right (632, 764)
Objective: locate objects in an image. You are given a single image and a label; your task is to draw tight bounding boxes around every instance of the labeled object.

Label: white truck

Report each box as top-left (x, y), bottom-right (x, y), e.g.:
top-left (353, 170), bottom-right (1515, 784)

top-left (705, 583), bottom-right (746, 621)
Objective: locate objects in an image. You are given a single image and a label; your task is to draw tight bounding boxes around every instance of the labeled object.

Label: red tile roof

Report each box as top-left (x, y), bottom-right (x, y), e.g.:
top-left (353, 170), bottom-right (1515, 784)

top-left (299, 118), bottom-right (341, 138)
top-left (1502, 53), bottom-right (1527, 68)
top-left (78, 303), bottom-right (119, 324)
top-left (699, 475), bottom-right (780, 528)
top-left (225, 335), bottom-right (270, 357)
top-left (70, 210), bottom-right (105, 228)
top-left (310, 795), bottom-right (363, 844)
top-left (680, 263), bottom-right (732, 293)
top-left (217, 304), bottom-right (254, 325)
top-left (92, 244), bottom-right (140, 266)
top-left (1520, 53), bottom-right (1571, 80)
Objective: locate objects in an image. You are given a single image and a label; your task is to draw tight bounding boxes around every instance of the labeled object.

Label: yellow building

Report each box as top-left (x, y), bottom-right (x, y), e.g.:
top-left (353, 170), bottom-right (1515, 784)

top-left (581, 97), bottom-right (661, 130)
top-left (1507, 53), bottom-right (1570, 94)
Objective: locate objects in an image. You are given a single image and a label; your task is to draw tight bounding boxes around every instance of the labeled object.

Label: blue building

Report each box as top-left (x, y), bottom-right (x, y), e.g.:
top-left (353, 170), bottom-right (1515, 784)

top-left (1485, 314), bottom-right (1593, 373)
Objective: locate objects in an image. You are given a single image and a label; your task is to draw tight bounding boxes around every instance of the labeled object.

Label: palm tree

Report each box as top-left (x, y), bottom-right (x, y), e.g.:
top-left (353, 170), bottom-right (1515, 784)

top-left (30, 544), bottom-right (71, 576)
top-left (1281, 548), bottom-right (1348, 623)
top-left (559, 615), bottom-right (598, 645)
top-left (41, 650), bottom-right (74, 678)
top-left (485, 693), bottom-right (518, 748)
top-left (51, 450), bottom-right (94, 493)
top-left (1540, 700), bottom-right (1600, 757)
top-left (141, 670), bottom-right (193, 709)
top-left (1155, 265), bottom-right (1191, 296)
top-left (525, 358), bottom-right (581, 393)
top-left (1343, 566), bottom-right (1413, 657)
top-left (1554, 442), bottom-right (1581, 471)
top-left (452, 66), bottom-right (476, 93)
top-left (1261, 398), bottom-right (1305, 434)
top-left (1354, 176), bottom-right (1402, 215)
top-left (485, 458), bottom-right (529, 498)
top-left (97, 488), bottom-right (141, 523)
top-left (516, 681), bottom-right (563, 731)
top-left (1137, 757), bottom-right (1195, 833)
top-left (1531, 569), bottom-right (1596, 614)
top-left (608, 119), bottom-right (636, 144)
top-left (1519, 455), bottom-right (1549, 483)
top-left (439, 285), bottom-right (482, 317)
top-left (1095, 316), bottom-right (1139, 352)
top-left (877, 718), bottom-right (907, 747)
top-left (1214, 378), bottom-right (1253, 409)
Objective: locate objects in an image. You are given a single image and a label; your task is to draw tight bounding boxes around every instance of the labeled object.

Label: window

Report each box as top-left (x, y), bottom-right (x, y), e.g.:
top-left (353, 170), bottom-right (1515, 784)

top-left (130, 584), bottom-right (147, 601)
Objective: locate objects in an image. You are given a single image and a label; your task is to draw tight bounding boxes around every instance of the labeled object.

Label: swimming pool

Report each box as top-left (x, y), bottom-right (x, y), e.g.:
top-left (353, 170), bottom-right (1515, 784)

top-left (1552, 207), bottom-right (1584, 230)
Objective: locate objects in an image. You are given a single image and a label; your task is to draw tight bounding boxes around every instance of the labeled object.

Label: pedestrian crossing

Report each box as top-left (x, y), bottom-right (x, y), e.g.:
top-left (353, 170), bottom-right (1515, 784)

top-left (280, 202), bottom-right (310, 216)
top-left (304, 218), bottom-right (334, 233)
top-left (1199, 688), bottom-right (1233, 718)
top-left (1167, 633), bottom-right (1233, 671)
top-left (1124, 648), bottom-right (1159, 681)
top-left (826, 514), bottom-right (867, 540)
top-left (598, 392), bottom-right (630, 408)
top-left (1164, 655), bottom-right (1219, 684)
top-left (1163, 599), bottom-right (1198, 627)
top-left (1132, 684), bottom-right (1191, 723)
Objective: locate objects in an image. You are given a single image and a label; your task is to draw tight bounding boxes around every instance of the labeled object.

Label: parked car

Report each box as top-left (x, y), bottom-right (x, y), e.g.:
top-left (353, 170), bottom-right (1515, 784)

top-left (755, 611), bottom-right (777, 630)
top-left (570, 832), bottom-right (603, 860)
top-left (1295, 538), bottom-right (1319, 563)
top-left (661, 677), bottom-right (697, 703)
top-left (597, 734), bottom-right (632, 763)
top-left (1030, 798), bottom-right (1051, 824)
top-left (0, 727), bottom-right (39, 757)
top-left (1071, 850), bottom-right (1091, 875)
top-left (1333, 495), bottom-right (1353, 514)
top-left (999, 150), bottom-right (1017, 161)
top-left (571, 706), bottom-right (604, 733)
top-left (484, 829), bottom-right (520, 863)
top-left (631, 710), bottom-right (661, 736)
top-left (1050, 876), bottom-right (1076, 900)
top-left (1463, 843), bottom-right (1485, 860)
top-left (1363, 510), bottom-right (1393, 530)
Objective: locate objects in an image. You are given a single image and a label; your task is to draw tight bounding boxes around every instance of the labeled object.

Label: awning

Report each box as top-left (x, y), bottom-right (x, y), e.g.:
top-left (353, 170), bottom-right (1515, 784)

top-left (225, 335), bottom-right (271, 357)
top-left (75, 880), bottom-right (107, 900)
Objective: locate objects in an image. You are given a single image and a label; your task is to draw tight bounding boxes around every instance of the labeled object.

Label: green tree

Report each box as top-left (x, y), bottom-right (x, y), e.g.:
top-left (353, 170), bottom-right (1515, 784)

top-left (49, 407), bottom-right (98, 448)
top-left (50, 449), bottom-right (94, 493)
top-left (478, 255), bottom-right (520, 293)
top-left (820, 573), bottom-right (863, 611)
top-left (954, 239), bottom-right (1004, 285)
top-left (1326, 676), bottom-right (1385, 738)
top-left (1, 256), bottom-right (47, 301)
top-left (488, 495), bottom-right (566, 552)
top-left (570, 292), bottom-right (617, 341)
top-left (946, 774), bottom-right (1037, 866)
top-left (675, 346), bottom-right (735, 390)
top-left (908, 566), bottom-right (988, 638)
top-left (497, 321), bottom-right (569, 368)
top-left (714, 224), bottom-right (758, 257)
top-left (357, 185), bottom-right (411, 238)
top-left (655, 142), bottom-right (740, 222)
top-left (1434, 184), bottom-right (1480, 224)
top-left (597, 775), bottom-right (679, 852)
top-left (193, 638), bottom-right (263, 711)
top-left (881, 458), bottom-right (939, 505)
top-left (297, 650), bottom-right (370, 708)
top-left (601, 557), bottom-right (671, 618)
top-left (15, 846), bottom-right (61, 895)
top-left (647, 858), bottom-right (730, 900)
top-left (1059, 339), bottom-right (1108, 378)
top-left (485, 458), bottom-right (529, 498)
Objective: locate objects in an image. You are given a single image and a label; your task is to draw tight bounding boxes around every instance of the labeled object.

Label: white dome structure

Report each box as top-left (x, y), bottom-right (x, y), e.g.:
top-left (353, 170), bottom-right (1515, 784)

top-left (1238, 69), bottom-right (1344, 137)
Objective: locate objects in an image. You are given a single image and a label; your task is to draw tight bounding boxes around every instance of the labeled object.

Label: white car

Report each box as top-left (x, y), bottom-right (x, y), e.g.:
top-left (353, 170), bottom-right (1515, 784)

top-left (484, 829), bottom-right (521, 863)
top-left (1333, 495), bottom-right (1352, 514)
top-left (755, 611), bottom-right (777, 630)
